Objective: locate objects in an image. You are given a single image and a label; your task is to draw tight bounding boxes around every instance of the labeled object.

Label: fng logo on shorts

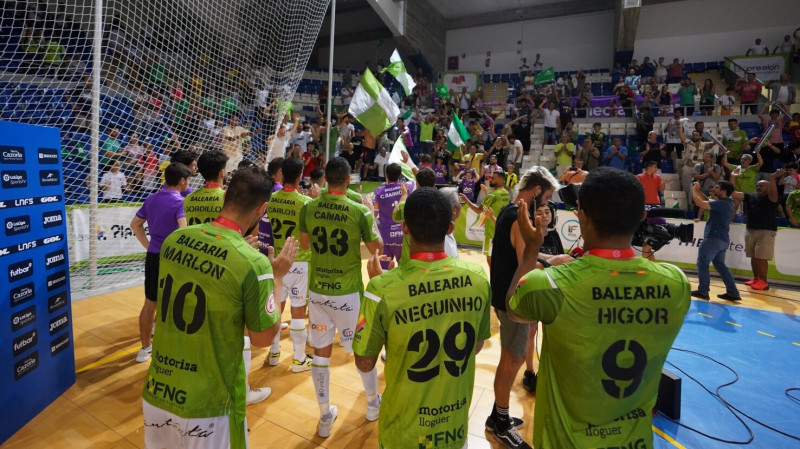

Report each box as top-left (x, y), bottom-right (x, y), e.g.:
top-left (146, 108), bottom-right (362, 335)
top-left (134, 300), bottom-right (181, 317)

top-left (418, 425), bottom-right (465, 449)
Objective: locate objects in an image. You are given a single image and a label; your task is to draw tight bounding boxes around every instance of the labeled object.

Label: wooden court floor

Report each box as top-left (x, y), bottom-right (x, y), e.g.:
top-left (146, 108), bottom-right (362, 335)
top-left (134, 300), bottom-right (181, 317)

top-left (2, 248), bottom-right (798, 449)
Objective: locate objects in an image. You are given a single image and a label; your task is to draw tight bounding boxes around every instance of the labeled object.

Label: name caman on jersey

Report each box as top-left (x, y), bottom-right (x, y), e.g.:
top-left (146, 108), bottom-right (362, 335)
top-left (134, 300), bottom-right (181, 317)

top-left (299, 192), bottom-right (378, 295)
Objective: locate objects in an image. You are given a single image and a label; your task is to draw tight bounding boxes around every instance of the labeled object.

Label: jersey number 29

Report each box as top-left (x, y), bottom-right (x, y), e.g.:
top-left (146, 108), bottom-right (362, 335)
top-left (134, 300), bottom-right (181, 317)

top-left (407, 322), bottom-right (476, 383)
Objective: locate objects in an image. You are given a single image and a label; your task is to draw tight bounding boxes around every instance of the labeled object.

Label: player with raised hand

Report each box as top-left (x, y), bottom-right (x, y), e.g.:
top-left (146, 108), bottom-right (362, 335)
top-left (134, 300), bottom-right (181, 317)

top-left (372, 163), bottom-right (416, 269)
top-left (505, 167), bottom-right (690, 449)
top-left (353, 187), bottom-right (491, 449)
top-left (299, 157), bottom-right (384, 437)
top-left (142, 165), bottom-right (298, 449)
top-left (265, 157), bottom-right (314, 371)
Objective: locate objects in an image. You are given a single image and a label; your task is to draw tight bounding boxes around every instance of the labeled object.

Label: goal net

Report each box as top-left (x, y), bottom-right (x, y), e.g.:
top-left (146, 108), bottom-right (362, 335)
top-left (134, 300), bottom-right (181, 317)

top-left (0, 0), bottom-right (331, 298)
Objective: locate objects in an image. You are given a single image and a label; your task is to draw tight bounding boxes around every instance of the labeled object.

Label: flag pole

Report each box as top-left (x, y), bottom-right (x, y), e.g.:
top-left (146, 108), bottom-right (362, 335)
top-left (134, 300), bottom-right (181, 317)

top-left (325, 0), bottom-right (336, 164)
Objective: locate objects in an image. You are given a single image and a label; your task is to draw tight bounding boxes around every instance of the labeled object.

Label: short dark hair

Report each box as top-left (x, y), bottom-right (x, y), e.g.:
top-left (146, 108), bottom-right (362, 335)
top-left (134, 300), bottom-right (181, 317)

top-left (728, 118), bottom-right (738, 124)
top-left (644, 160), bottom-right (658, 168)
top-left (267, 157), bottom-right (284, 178)
top-left (164, 162), bottom-right (192, 187)
top-left (785, 161), bottom-right (798, 170)
top-left (310, 167), bottom-right (324, 184)
top-left (325, 157), bottom-right (351, 186)
top-left (223, 165), bottom-right (272, 213)
top-left (405, 188), bottom-right (451, 245)
top-left (385, 163), bottom-right (402, 182)
top-left (197, 150), bottom-right (228, 181)
top-left (170, 150), bottom-right (198, 167)
top-left (578, 167), bottom-right (644, 238)
top-left (282, 157), bottom-right (304, 184)
top-left (717, 180), bottom-right (734, 197)
top-left (416, 167), bottom-right (436, 187)
top-left (238, 160), bottom-right (257, 171)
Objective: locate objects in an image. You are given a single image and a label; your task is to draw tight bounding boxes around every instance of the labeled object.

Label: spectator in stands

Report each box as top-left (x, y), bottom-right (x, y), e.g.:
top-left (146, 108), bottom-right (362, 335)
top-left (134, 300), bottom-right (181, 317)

top-left (540, 101), bottom-right (560, 145)
top-left (639, 92), bottom-right (660, 115)
top-left (719, 87), bottom-right (736, 116)
top-left (368, 145), bottom-right (390, 181)
top-left (779, 162), bottom-right (799, 216)
top-left (558, 99), bottom-right (573, 132)
top-left (612, 62), bottom-right (626, 84)
top-left (559, 159), bottom-right (588, 185)
top-left (507, 134), bottom-right (523, 168)
top-left (786, 180), bottom-right (800, 227)
top-left (639, 131), bottom-right (664, 168)
top-left (302, 141), bottom-right (324, 178)
top-left (340, 84), bottom-right (353, 108)
top-left (532, 54), bottom-right (543, 74)
top-left (638, 160), bottom-right (664, 206)
top-left (617, 82), bottom-right (636, 117)
top-left (677, 78), bottom-right (697, 116)
top-left (318, 84), bottom-right (329, 113)
top-left (99, 161), bottom-right (130, 203)
top-left (101, 127), bottom-right (124, 171)
top-left (603, 136), bottom-right (627, 171)
top-left (737, 73), bottom-right (762, 114)
top-left (758, 104), bottom-right (788, 179)
top-left (576, 138), bottom-right (601, 172)
top-left (691, 180), bottom-right (741, 301)
top-left (681, 130), bottom-right (716, 208)
top-left (791, 141), bottom-right (800, 165)
top-left (657, 84), bottom-right (673, 116)
top-left (774, 35), bottom-right (796, 55)
top-left (655, 57), bottom-right (668, 83)
top-left (667, 58), bottom-right (684, 84)
top-left (639, 57), bottom-right (655, 82)
top-left (625, 68), bottom-right (641, 93)
top-left (121, 132), bottom-right (145, 172)
top-left (693, 152), bottom-right (723, 213)
top-left (732, 170), bottom-right (783, 291)
top-left (554, 133), bottom-right (575, 177)
top-left (662, 109), bottom-right (687, 161)
top-left (222, 114), bottom-right (257, 172)
top-left (635, 106), bottom-right (655, 149)
top-left (746, 38), bottom-right (769, 55)
top-left (723, 151), bottom-right (763, 195)
top-left (699, 79), bottom-right (716, 116)
top-left (511, 114), bottom-right (533, 155)
top-left (769, 73), bottom-right (796, 106)
top-left (721, 118), bottom-right (749, 163)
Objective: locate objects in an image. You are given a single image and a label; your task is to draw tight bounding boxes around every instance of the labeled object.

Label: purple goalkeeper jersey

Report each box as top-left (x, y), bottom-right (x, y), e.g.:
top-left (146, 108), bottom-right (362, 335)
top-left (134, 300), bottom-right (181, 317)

top-left (373, 181), bottom-right (414, 245)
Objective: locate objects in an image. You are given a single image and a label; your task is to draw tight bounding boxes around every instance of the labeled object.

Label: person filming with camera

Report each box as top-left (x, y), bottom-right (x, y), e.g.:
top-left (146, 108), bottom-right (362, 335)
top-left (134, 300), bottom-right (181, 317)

top-left (504, 167), bottom-right (691, 449)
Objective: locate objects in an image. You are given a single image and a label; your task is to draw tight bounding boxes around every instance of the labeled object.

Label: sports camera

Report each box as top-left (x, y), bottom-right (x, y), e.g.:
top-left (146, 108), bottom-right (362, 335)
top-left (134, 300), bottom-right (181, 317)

top-left (632, 208), bottom-right (694, 251)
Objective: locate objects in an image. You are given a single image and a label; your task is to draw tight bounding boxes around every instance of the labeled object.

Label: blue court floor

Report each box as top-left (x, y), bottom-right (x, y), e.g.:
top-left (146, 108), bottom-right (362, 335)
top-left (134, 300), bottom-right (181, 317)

top-left (653, 299), bottom-right (800, 449)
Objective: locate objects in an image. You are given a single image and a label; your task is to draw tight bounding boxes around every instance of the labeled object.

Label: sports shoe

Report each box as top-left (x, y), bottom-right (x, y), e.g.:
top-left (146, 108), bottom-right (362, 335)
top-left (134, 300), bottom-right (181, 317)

top-left (690, 290), bottom-right (710, 300)
top-left (136, 346), bottom-right (152, 363)
top-left (366, 394), bottom-right (381, 421)
top-left (485, 414), bottom-right (524, 432)
top-left (246, 385), bottom-right (271, 405)
top-left (491, 425), bottom-right (531, 449)
top-left (744, 278), bottom-right (757, 286)
top-left (751, 279), bottom-right (770, 291)
top-left (291, 355), bottom-right (313, 373)
top-left (380, 351), bottom-right (386, 361)
top-left (280, 322), bottom-right (289, 331)
top-left (267, 352), bottom-right (281, 366)
top-left (318, 405), bottom-right (338, 438)
top-left (522, 370), bottom-right (537, 394)
top-left (717, 293), bottom-right (741, 301)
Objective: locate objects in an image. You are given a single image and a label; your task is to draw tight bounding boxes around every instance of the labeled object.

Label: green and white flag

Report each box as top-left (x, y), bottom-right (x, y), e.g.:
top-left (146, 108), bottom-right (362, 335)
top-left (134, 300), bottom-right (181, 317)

top-left (534, 66), bottom-right (555, 84)
top-left (387, 138), bottom-right (417, 180)
top-left (382, 49), bottom-right (417, 96)
top-left (447, 114), bottom-right (470, 151)
top-left (399, 107), bottom-right (413, 121)
top-left (350, 68), bottom-right (400, 137)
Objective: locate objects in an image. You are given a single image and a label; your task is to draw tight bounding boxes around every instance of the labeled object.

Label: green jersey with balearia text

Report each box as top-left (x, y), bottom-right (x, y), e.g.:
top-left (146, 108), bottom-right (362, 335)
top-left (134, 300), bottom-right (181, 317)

top-left (143, 223), bottom-right (280, 443)
top-left (353, 256), bottom-right (491, 449)
top-left (183, 185), bottom-right (225, 225)
top-left (267, 188), bottom-right (311, 262)
top-left (509, 254), bottom-right (690, 449)
top-left (300, 192), bottom-right (379, 295)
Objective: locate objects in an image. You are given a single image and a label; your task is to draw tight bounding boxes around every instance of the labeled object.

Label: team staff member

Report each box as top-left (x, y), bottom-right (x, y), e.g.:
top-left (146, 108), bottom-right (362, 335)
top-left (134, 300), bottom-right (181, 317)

top-left (485, 166), bottom-right (560, 449)
top-left (461, 170), bottom-right (511, 265)
top-left (505, 167), bottom-right (690, 449)
top-left (299, 157), bottom-right (384, 437)
top-left (131, 162), bottom-right (191, 363)
top-left (142, 166), bottom-right (298, 449)
top-left (184, 150), bottom-right (228, 225)
top-left (265, 157), bottom-right (314, 371)
top-left (353, 188), bottom-right (491, 449)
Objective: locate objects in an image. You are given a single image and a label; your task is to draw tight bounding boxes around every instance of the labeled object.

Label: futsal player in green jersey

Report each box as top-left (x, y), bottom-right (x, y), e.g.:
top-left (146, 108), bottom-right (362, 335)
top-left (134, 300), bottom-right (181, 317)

top-left (299, 157), bottom-right (384, 437)
top-left (506, 167), bottom-right (690, 449)
top-left (461, 169), bottom-right (511, 265)
top-left (391, 167), bottom-right (436, 264)
top-left (354, 187), bottom-right (491, 449)
top-left (184, 150), bottom-right (227, 225)
top-left (265, 157), bottom-right (314, 371)
top-left (142, 166), bottom-right (298, 449)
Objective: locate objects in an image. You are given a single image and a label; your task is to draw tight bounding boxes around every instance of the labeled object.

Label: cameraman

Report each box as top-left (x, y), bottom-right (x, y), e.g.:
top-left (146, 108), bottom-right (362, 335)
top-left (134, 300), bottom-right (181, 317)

top-left (505, 167), bottom-right (690, 449)
top-left (558, 159), bottom-right (588, 185)
top-left (691, 180), bottom-right (741, 301)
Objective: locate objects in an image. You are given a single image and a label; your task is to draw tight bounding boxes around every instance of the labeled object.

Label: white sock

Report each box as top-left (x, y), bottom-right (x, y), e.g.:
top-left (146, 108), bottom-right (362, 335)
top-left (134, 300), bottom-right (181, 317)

top-left (270, 327), bottom-right (281, 353)
top-left (290, 318), bottom-right (307, 362)
top-left (312, 355), bottom-right (331, 416)
top-left (358, 367), bottom-right (378, 402)
top-left (243, 336), bottom-right (251, 387)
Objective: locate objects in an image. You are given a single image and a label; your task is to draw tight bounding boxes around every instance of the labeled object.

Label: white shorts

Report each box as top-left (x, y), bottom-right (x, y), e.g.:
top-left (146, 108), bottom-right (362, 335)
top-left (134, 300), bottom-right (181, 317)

top-left (308, 291), bottom-right (359, 353)
top-left (280, 261), bottom-right (308, 308)
top-left (143, 400), bottom-right (248, 449)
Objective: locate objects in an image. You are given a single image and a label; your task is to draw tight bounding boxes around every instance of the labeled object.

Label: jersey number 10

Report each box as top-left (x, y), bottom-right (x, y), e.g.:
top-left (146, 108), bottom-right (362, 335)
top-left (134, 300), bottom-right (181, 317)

top-left (159, 274), bottom-right (206, 334)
